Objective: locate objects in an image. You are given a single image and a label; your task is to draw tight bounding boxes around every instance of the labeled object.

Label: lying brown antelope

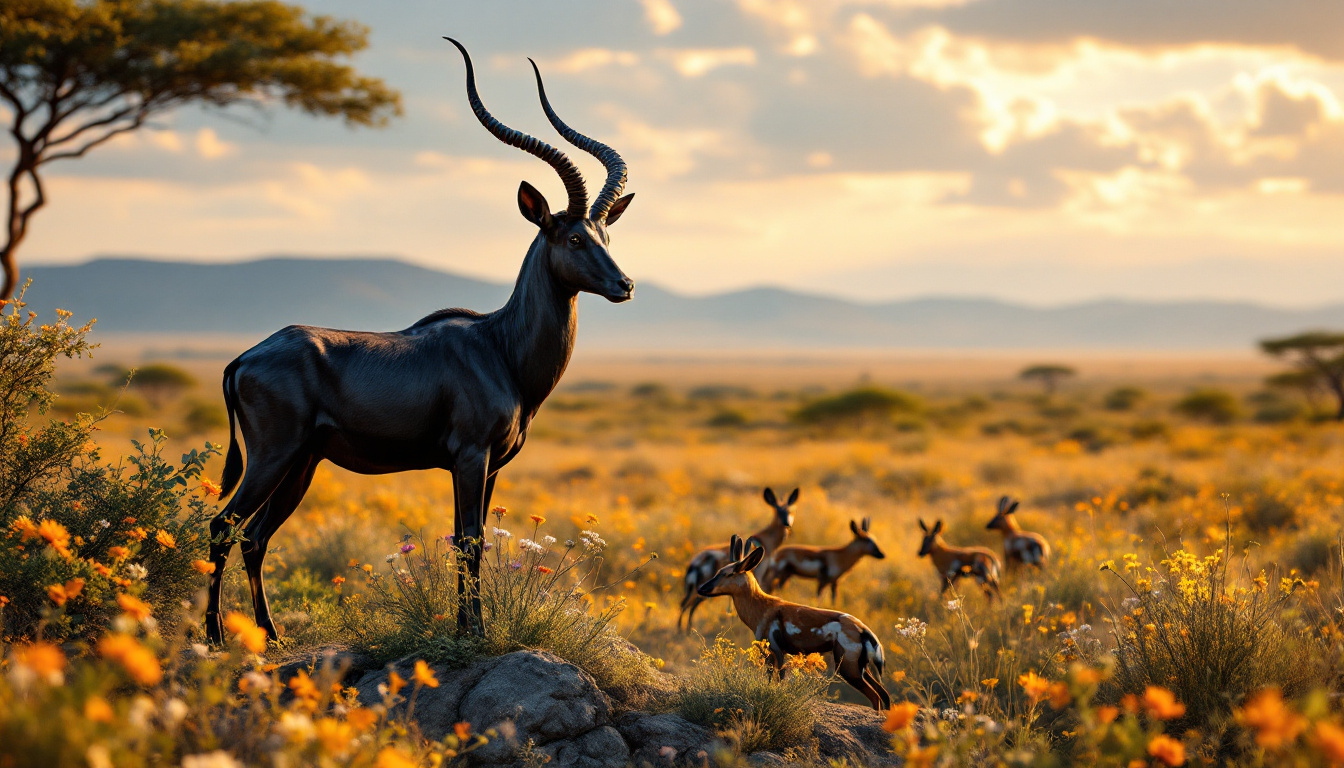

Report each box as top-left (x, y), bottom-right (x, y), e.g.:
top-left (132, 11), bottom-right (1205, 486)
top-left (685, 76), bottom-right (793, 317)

top-left (917, 519), bottom-right (1001, 599)
top-left (762, 517), bottom-right (885, 602)
top-left (678, 487), bottom-right (797, 633)
top-left (986, 495), bottom-right (1050, 568)
top-left (698, 535), bottom-right (890, 710)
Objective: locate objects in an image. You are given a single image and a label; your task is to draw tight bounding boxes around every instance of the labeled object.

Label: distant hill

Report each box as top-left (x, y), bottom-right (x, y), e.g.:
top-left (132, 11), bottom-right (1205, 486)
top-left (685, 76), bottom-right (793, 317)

top-left (21, 257), bottom-right (1344, 350)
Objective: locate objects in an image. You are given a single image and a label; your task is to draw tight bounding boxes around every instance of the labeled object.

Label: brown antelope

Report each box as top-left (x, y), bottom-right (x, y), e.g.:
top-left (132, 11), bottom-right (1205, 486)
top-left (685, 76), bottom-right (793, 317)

top-left (203, 39), bottom-right (635, 645)
top-left (678, 487), bottom-right (798, 633)
top-left (986, 495), bottom-right (1050, 568)
top-left (762, 517), bottom-right (885, 603)
top-left (917, 519), bottom-right (1001, 599)
top-left (698, 535), bottom-right (890, 710)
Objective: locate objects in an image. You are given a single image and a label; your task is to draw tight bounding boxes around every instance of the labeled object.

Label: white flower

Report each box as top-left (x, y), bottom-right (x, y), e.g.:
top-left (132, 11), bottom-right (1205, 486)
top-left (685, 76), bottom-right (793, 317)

top-left (385, 553), bottom-right (399, 563)
top-left (163, 698), bottom-right (189, 726)
top-left (277, 712), bottom-right (315, 743)
top-left (946, 599), bottom-right (962, 612)
top-left (493, 527), bottom-right (512, 539)
top-left (97, 519), bottom-right (111, 529)
top-left (126, 563), bottom-right (149, 581)
top-left (894, 618), bottom-right (927, 639)
top-left (181, 751), bottom-right (243, 768)
top-left (128, 695), bottom-right (156, 730)
top-left (579, 530), bottom-right (606, 550)
top-left (940, 707), bottom-right (960, 721)
top-left (241, 671), bottom-right (272, 692)
top-left (542, 535), bottom-right (557, 547)
top-left (519, 538), bottom-right (545, 554)
top-left (86, 746), bottom-right (113, 768)
top-left (1121, 597), bottom-right (1141, 611)
top-left (191, 643), bottom-right (210, 658)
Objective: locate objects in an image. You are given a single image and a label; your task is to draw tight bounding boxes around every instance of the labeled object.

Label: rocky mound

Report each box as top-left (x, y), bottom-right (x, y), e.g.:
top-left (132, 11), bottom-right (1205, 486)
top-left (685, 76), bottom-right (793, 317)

top-left (278, 647), bottom-right (897, 767)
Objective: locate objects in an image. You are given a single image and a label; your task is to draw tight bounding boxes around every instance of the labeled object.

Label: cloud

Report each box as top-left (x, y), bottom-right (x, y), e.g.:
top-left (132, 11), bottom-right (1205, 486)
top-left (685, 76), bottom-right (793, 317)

top-left (640, 0), bottom-right (683, 36)
top-left (666, 47), bottom-right (758, 78)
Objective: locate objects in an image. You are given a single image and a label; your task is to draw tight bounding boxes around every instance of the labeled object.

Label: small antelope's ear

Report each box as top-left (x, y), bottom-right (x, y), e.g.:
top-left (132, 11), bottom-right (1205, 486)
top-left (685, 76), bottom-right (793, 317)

top-left (863, 517), bottom-right (871, 532)
top-left (850, 520), bottom-right (861, 536)
top-left (1007, 500), bottom-right (1020, 515)
top-left (786, 488), bottom-right (800, 506)
top-left (997, 496), bottom-right (1010, 514)
top-left (932, 520), bottom-right (943, 535)
top-left (604, 193), bottom-right (635, 226)
top-left (729, 534), bottom-right (743, 561)
top-left (742, 543), bottom-right (766, 571)
top-left (763, 487), bottom-right (777, 506)
top-left (919, 518), bottom-right (928, 533)
top-left (518, 181), bottom-right (553, 231)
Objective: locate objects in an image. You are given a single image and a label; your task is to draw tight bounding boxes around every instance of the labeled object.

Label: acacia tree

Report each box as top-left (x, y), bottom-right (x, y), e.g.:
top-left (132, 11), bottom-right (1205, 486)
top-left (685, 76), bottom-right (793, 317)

top-left (1260, 331), bottom-right (1344, 420)
top-left (1019, 363), bottom-right (1075, 396)
top-left (0, 0), bottom-right (401, 299)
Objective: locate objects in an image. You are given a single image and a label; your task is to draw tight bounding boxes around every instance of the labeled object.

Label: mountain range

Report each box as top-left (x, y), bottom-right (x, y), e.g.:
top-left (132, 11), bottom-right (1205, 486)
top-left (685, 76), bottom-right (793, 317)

top-left (19, 257), bottom-right (1344, 350)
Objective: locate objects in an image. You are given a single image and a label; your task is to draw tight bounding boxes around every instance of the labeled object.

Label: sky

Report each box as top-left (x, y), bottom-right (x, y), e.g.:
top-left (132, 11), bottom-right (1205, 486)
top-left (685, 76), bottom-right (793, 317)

top-left (15, 0), bottom-right (1344, 306)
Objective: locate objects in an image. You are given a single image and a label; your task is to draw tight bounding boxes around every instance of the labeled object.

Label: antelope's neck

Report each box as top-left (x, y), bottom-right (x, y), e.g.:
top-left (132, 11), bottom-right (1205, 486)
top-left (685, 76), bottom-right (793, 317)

top-left (490, 235), bottom-right (577, 414)
top-left (752, 521), bottom-right (788, 550)
top-left (731, 577), bottom-right (777, 631)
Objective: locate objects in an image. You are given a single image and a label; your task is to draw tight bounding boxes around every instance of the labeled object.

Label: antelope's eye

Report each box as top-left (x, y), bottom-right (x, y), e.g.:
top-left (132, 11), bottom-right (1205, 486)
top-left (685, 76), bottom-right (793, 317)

top-left (568, 234), bottom-right (583, 247)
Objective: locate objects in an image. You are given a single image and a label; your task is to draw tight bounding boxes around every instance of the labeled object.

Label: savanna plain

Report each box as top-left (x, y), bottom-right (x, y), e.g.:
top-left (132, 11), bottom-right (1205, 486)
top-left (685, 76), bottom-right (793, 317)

top-left (4, 304), bottom-right (1344, 767)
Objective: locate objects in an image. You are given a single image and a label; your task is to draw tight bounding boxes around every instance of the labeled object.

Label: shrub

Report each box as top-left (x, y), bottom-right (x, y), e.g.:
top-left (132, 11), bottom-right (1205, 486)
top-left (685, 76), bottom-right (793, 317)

top-left (671, 637), bottom-right (831, 753)
top-left (1104, 386), bottom-right (1146, 411)
top-left (342, 512), bottom-right (658, 691)
top-left (183, 400), bottom-right (228, 434)
top-left (129, 363), bottom-right (196, 407)
top-left (791, 387), bottom-right (922, 425)
top-left (1103, 540), bottom-right (1311, 731)
top-left (0, 294), bottom-right (219, 641)
top-left (706, 408), bottom-right (749, 428)
top-left (1173, 388), bottom-right (1240, 424)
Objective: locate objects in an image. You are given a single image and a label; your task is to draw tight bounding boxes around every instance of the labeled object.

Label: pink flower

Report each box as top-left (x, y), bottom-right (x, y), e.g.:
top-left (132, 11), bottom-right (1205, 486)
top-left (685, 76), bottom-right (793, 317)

top-left (400, 542), bottom-right (415, 554)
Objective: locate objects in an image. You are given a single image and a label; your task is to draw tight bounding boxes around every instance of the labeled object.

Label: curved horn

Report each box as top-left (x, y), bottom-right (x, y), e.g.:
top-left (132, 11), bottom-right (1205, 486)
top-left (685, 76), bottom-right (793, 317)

top-left (444, 38), bottom-right (588, 217)
top-left (529, 58), bottom-right (628, 222)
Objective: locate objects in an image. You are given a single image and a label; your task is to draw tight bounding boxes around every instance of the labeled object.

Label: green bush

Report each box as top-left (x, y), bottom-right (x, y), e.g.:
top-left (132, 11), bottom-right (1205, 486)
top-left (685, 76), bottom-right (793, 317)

top-left (342, 514), bottom-right (658, 691)
top-left (0, 293), bottom-right (219, 641)
top-left (1173, 388), bottom-right (1240, 424)
top-left (791, 386), bottom-right (922, 425)
top-left (183, 400), bottom-right (228, 434)
top-left (670, 637), bottom-right (831, 753)
top-left (129, 363), bottom-right (196, 407)
top-left (1103, 386), bottom-right (1146, 411)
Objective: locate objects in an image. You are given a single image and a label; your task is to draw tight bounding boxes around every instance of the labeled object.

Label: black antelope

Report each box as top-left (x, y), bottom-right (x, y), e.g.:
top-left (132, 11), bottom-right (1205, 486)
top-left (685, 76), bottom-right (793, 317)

top-left (762, 517), bottom-right (885, 602)
top-left (986, 495), bottom-right (1050, 568)
top-left (204, 38), bottom-right (635, 644)
top-left (698, 535), bottom-right (890, 710)
top-left (678, 487), bottom-right (798, 633)
top-left (917, 519), bottom-right (1002, 599)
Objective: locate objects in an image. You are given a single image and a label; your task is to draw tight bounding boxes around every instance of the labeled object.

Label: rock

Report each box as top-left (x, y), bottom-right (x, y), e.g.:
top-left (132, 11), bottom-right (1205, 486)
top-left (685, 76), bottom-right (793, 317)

top-left (616, 711), bottom-right (721, 767)
top-left (811, 702), bottom-right (898, 766)
top-left (549, 725), bottom-right (629, 768)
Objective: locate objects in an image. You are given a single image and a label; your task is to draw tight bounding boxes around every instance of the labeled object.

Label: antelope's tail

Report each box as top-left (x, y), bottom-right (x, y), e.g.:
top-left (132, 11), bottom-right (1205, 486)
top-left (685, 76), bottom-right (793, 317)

top-left (861, 626), bottom-right (885, 677)
top-left (218, 358), bottom-right (244, 498)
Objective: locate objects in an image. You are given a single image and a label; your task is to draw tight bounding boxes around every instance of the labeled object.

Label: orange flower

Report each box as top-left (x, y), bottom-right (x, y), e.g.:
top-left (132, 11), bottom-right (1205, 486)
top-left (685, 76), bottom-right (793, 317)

top-left (224, 611), bottom-right (268, 653)
top-left (97, 634), bottom-right (163, 686)
top-left (191, 559), bottom-right (216, 575)
top-left (1147, 734), bottom-right (1186, 766)
top-left (347, 708), bottom-right (379, 731)
top-left (200, 477), bottom-right (223, 497)
top-left (882, 701), bottom-right (920, 732)
top-left (1096, 706), bottom-right (1120, 724)
top-left (92, 562), bottom-right (112, 577)
top-left (1236, 688), bottom-right (1306, 749)
top-left (454, 721), bottom-right (472, 741)
top-left (1143, 686), bottom-right (1187, 721)
top-left (529, 514), bottom-right (546, 525)
top-left (1019, 671), bottom-right (1051, 703)
top-left (108, 546), bottom-right (131, 560)
top-left (958, 690), bottom-right (979, 704)
top-left (14, 642), bottom-right (66, 683)
top-left (1121, 693), bottom-right (1140, 714)
top-left (585, 514), bottom-right (599, 524)
top-left (154, 530), bottom-right (176, 549)
top-left (84, 696), bottom-right (115, 723)
top-left (126, 527), bottom-right (147, 542)
top-left (11, 515), bottom-right (40, 540)
top-left (332, 576), bottom-right (346, 587)
top-left (414, 660), bottom-right (439, 688)
top-left (375, 747), bottom-right (416, 768)
top-left (490, 506), bottom-right (508, 517)
top-left (387, 670), bottom-right (407, 697)
top-left (1312, 721), bottom-right (1344, 765)
top-left (907, 745), bottom-right (939, 768)
top-left (1047, 682), bottom-right (1072, 710)
top-left (288, 670), bottom-right (321, 706)
top-left (0, 595), bottom-right (9, 608)
top-left (537, 566), bottom-right (553, 574)
top-left (117, 593), bottom-right (153, 621)
top-left (315, 718), bottom-right (354, 756)
top-left (47, 577), bottom-right (84, 607)
top-left (38, 519), bottom-right (72, 557)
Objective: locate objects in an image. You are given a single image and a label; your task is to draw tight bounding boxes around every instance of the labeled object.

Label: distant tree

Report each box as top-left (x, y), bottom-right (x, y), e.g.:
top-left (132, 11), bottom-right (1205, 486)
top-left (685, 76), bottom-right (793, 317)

top-left (1019, 364), bottom-right (1076, 396)
top-left (1103, 385), bottom-right (1146, 412)
top-left (183, 399), bottom-right (227, 434)
top-left (0, 0), bottom-right (402, 299)
top-left (129, 363), bottom-right (194, 407)
top-left (1173, 388), bottom-right (1240, 425)
top-left (1260, 332), bottom-right (1344, 420)
top-left (791, 386), bottom-right (922, 425)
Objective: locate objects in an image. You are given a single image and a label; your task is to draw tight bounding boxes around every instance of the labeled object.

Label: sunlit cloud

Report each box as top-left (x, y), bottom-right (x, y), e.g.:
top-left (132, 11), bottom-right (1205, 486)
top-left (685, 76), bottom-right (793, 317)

top-left (666, 47), bottom-right (758, 78)
top-left (640, 0), bottom-right (682, 36)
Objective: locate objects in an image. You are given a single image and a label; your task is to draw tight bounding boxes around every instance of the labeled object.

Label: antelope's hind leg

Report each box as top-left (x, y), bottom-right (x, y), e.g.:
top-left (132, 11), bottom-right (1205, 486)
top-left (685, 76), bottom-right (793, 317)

top-left (452, 452), bottom-right (490, 637)
top-left (241, 453), bottom-right (319, 641)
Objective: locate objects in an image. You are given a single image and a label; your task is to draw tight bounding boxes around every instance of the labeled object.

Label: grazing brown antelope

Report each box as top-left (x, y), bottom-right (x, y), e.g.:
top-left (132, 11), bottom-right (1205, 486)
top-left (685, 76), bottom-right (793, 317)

top-left (678, 487), bottom-right (798, 633)
top-left (986, 495), bottom-right (1050, 568)
top-left (917, 519), bottom-right (1001, 599)
top-left (698, 535), bottom-right (890, 710)
top-left (762, 517), bottom-right (885, 603)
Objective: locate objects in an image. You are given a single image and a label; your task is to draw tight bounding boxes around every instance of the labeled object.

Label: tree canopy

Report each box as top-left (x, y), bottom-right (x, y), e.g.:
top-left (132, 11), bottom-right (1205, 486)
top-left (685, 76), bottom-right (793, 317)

top-left (1260, 331), bottom-right (1344, 420)
top-left (1019, 364), bottom-right (1076, 395)
top-left (0, 0), bottom-right (402, 298)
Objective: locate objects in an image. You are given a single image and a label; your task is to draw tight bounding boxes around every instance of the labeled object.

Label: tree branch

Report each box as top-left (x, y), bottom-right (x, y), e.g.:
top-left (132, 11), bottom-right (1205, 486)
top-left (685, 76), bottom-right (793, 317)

top-left (42, 113), bottom-right (148, 164)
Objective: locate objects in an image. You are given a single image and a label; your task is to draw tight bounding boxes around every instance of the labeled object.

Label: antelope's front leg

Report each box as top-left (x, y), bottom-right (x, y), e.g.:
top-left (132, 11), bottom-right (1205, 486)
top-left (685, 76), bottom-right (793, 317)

top-left (453, 451), bottom-right (490, 637)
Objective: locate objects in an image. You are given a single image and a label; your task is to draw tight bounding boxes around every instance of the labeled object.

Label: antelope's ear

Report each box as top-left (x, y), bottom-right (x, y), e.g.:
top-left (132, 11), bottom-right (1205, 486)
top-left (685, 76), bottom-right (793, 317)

top-left (997, 496), bottom-right (1010, 514)
top-left (786, 488), bottom-right (800, 506)
top-left (742, 544), bottom-right (766, 571)
top-left (1007, 500), bottom-right (1020, 515)
top-left (763, 488), bottom-right (777, 506)
top-left (863, 517), bottom-right (871, 532)
top-left (919, 518), bottom-right (928, 533)
top-left (932, 520), bottom-right (944, 535)
top-left (850, 520), bottom-right (861, 536)
top-left (518, 181), bottom-right (553, 231)
top-left (729, 534), bottom-right (743, 561)
top-left (604, 193), bottom-right (635, 226)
